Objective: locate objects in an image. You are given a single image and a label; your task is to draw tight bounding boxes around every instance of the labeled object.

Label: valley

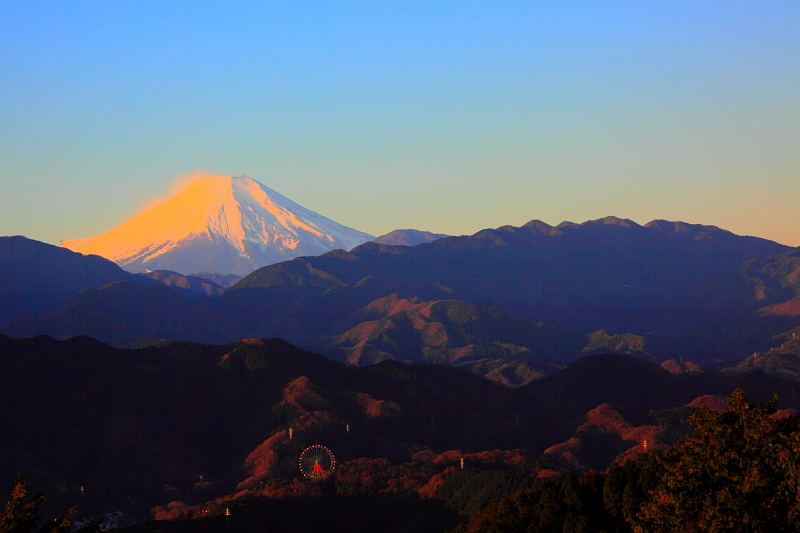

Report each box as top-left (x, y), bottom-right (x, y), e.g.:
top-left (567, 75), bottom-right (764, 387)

top-left (3, 213), bottom-right (800, 532)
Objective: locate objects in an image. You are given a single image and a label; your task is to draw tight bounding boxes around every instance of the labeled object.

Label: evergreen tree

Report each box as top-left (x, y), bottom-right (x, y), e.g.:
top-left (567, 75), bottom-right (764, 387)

top-left (635, 389), bottom-right (800, 532)
top-left (0, 477), bottom-right (74, 533)
top-left (452, 390), bottom-right (800, 533)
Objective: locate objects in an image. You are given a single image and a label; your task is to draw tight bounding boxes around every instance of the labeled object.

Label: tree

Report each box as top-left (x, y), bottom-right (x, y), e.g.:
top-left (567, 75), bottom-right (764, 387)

top-left (451, 389), bottom-right (800, 533)
top-left (451, 472), bottom-right (619, 533)
top-left (0, 477), bottom-right (74, 533)
top-left (635, 389), bottom-right (800, 533)
top-left (603, 452), bottom-right (661, 526)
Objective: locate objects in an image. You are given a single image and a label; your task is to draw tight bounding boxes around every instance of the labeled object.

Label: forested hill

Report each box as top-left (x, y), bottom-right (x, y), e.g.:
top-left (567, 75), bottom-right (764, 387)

top-left (2, 333), bottom-right (798, 531)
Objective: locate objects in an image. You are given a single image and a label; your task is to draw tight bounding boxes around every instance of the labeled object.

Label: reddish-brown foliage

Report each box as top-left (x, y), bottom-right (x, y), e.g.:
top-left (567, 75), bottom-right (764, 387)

top-left (660, 359), bottom-right (702, 374)
top-left (151, 501), bottom-right (199, 520)
top-left (762, 294), bottom-right (800, 316)
top-left (353, 392), bottom-right (401, 417)
top-left (687, 394), bottom-right (727, 411)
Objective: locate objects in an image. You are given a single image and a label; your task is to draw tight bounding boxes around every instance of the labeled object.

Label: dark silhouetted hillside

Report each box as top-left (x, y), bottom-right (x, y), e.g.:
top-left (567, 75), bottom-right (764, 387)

top-left (140, 270), bottom-right (225, 297)
top-left (2, 333), bottom-right (798, 529)
top-left (226, 217), bottom-right (789, 362)
top-left (3, 281), bottom-right (238, 345)
top-left (0, 236), bottom-right (144, 326)
top-left (3, 220), bottom-right (796, 366)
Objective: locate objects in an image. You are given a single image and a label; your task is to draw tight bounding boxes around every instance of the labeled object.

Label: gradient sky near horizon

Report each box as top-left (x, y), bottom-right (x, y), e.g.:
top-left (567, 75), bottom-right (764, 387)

top-left (2, 1), bottom-right (799, 246)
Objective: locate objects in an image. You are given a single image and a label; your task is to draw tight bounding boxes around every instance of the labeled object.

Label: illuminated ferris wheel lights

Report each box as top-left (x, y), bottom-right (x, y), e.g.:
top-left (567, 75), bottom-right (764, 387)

top-left (298, 445), bottom-right (336, 479)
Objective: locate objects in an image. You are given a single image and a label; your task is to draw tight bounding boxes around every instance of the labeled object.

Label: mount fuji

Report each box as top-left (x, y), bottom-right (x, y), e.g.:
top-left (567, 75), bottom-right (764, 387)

top-left (61, 175), bottom-right (374, 276)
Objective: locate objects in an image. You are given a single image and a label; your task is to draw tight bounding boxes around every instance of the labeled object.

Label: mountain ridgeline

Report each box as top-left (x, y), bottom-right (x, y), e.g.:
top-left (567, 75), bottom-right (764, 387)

top-left (235, 217), bottom-right (781, 323)
top-left (4, 216), bottom-right (800, 373)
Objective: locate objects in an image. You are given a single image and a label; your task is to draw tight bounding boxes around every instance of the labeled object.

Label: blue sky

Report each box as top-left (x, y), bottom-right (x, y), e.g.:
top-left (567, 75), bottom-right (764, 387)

top-left (2, 1), bottom-right (799, 245)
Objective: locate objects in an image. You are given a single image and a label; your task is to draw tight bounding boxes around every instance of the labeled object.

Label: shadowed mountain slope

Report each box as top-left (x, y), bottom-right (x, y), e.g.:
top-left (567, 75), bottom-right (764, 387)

top-left (723, 326), bottom-right (800, 381)
top-left (5, 281), bottom-right (238, 346)
top-left (141, 270), bottom-right (226, 297)
top-left (3, 218), bottom-right (794, 366)
top-left (225, 217), bottom-right (789, 361)
top-left (741, 247), bottom-right (800, 304)
top-left (233, 217), bottom-right (788, 332)
top-left (325, 294), bottom-right (590, 385)
top-left (740, 247), bottom-right (800, 318)
top-left (329, 295), bottom-right (584, 362)
top-left (0, 236), bottom-right (147, 326)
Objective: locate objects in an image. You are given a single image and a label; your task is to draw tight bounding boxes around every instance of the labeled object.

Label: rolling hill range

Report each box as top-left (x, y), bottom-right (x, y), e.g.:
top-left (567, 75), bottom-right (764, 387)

top-left (0, 236), bottom-right (148, 326)
top-left (723, 326), bottom-right (800, 381)
top-left (223, 217), bottom-right (800, 362)
top-left (326, 295), bottom-right (583, 364)
top-left (322, 295), bottom-right (652, 386)
top-left (230, 216), bottom-right (789, 334)
top-left (1, 333), bottom-right (797, 530)
top-left (0, 237), bottom-right (231, 338)
top-left (4, 216), bottom-right (800, 368)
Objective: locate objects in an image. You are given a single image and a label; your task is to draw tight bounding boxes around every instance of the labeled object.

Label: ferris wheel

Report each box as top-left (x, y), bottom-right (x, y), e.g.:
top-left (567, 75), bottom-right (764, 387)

top-left (298, 445), bottom-right (336, 479)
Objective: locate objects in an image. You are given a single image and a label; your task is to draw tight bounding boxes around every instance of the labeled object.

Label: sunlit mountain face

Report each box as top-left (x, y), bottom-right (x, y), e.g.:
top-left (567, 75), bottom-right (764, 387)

top-left (61, 175), bottom-right (373, 276)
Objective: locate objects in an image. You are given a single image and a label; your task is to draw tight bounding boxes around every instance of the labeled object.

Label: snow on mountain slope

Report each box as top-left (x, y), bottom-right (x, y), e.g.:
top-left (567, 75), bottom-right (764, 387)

top-left (61, 175), bottom-right (373, 276)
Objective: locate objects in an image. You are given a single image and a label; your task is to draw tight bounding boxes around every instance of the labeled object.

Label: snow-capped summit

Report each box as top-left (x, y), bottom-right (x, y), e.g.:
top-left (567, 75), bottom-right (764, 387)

top-left (61, 175), bottom-right (373, 276)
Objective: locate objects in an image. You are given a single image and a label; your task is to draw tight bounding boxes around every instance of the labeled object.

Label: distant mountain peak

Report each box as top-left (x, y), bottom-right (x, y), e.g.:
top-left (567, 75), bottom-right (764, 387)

top-left (521, 219), bottom-right (554, 232)
top-left (61, 175), bottom-right (373, 276)
top-left (584, 216), bottom-right (640, 227)
top-left (371, 229), bottom-right (449, 246)
top-left (552, 216), bottom-right (640, 230)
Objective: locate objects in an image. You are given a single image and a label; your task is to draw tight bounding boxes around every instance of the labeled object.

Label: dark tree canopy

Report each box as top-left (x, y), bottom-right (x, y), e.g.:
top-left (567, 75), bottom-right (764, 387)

top-left (452, 389), bottom-right (800, 533)
top-left (636, 389), bottom-right (800, 533)
top-left (0, 477), bottom-right (74, 533)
